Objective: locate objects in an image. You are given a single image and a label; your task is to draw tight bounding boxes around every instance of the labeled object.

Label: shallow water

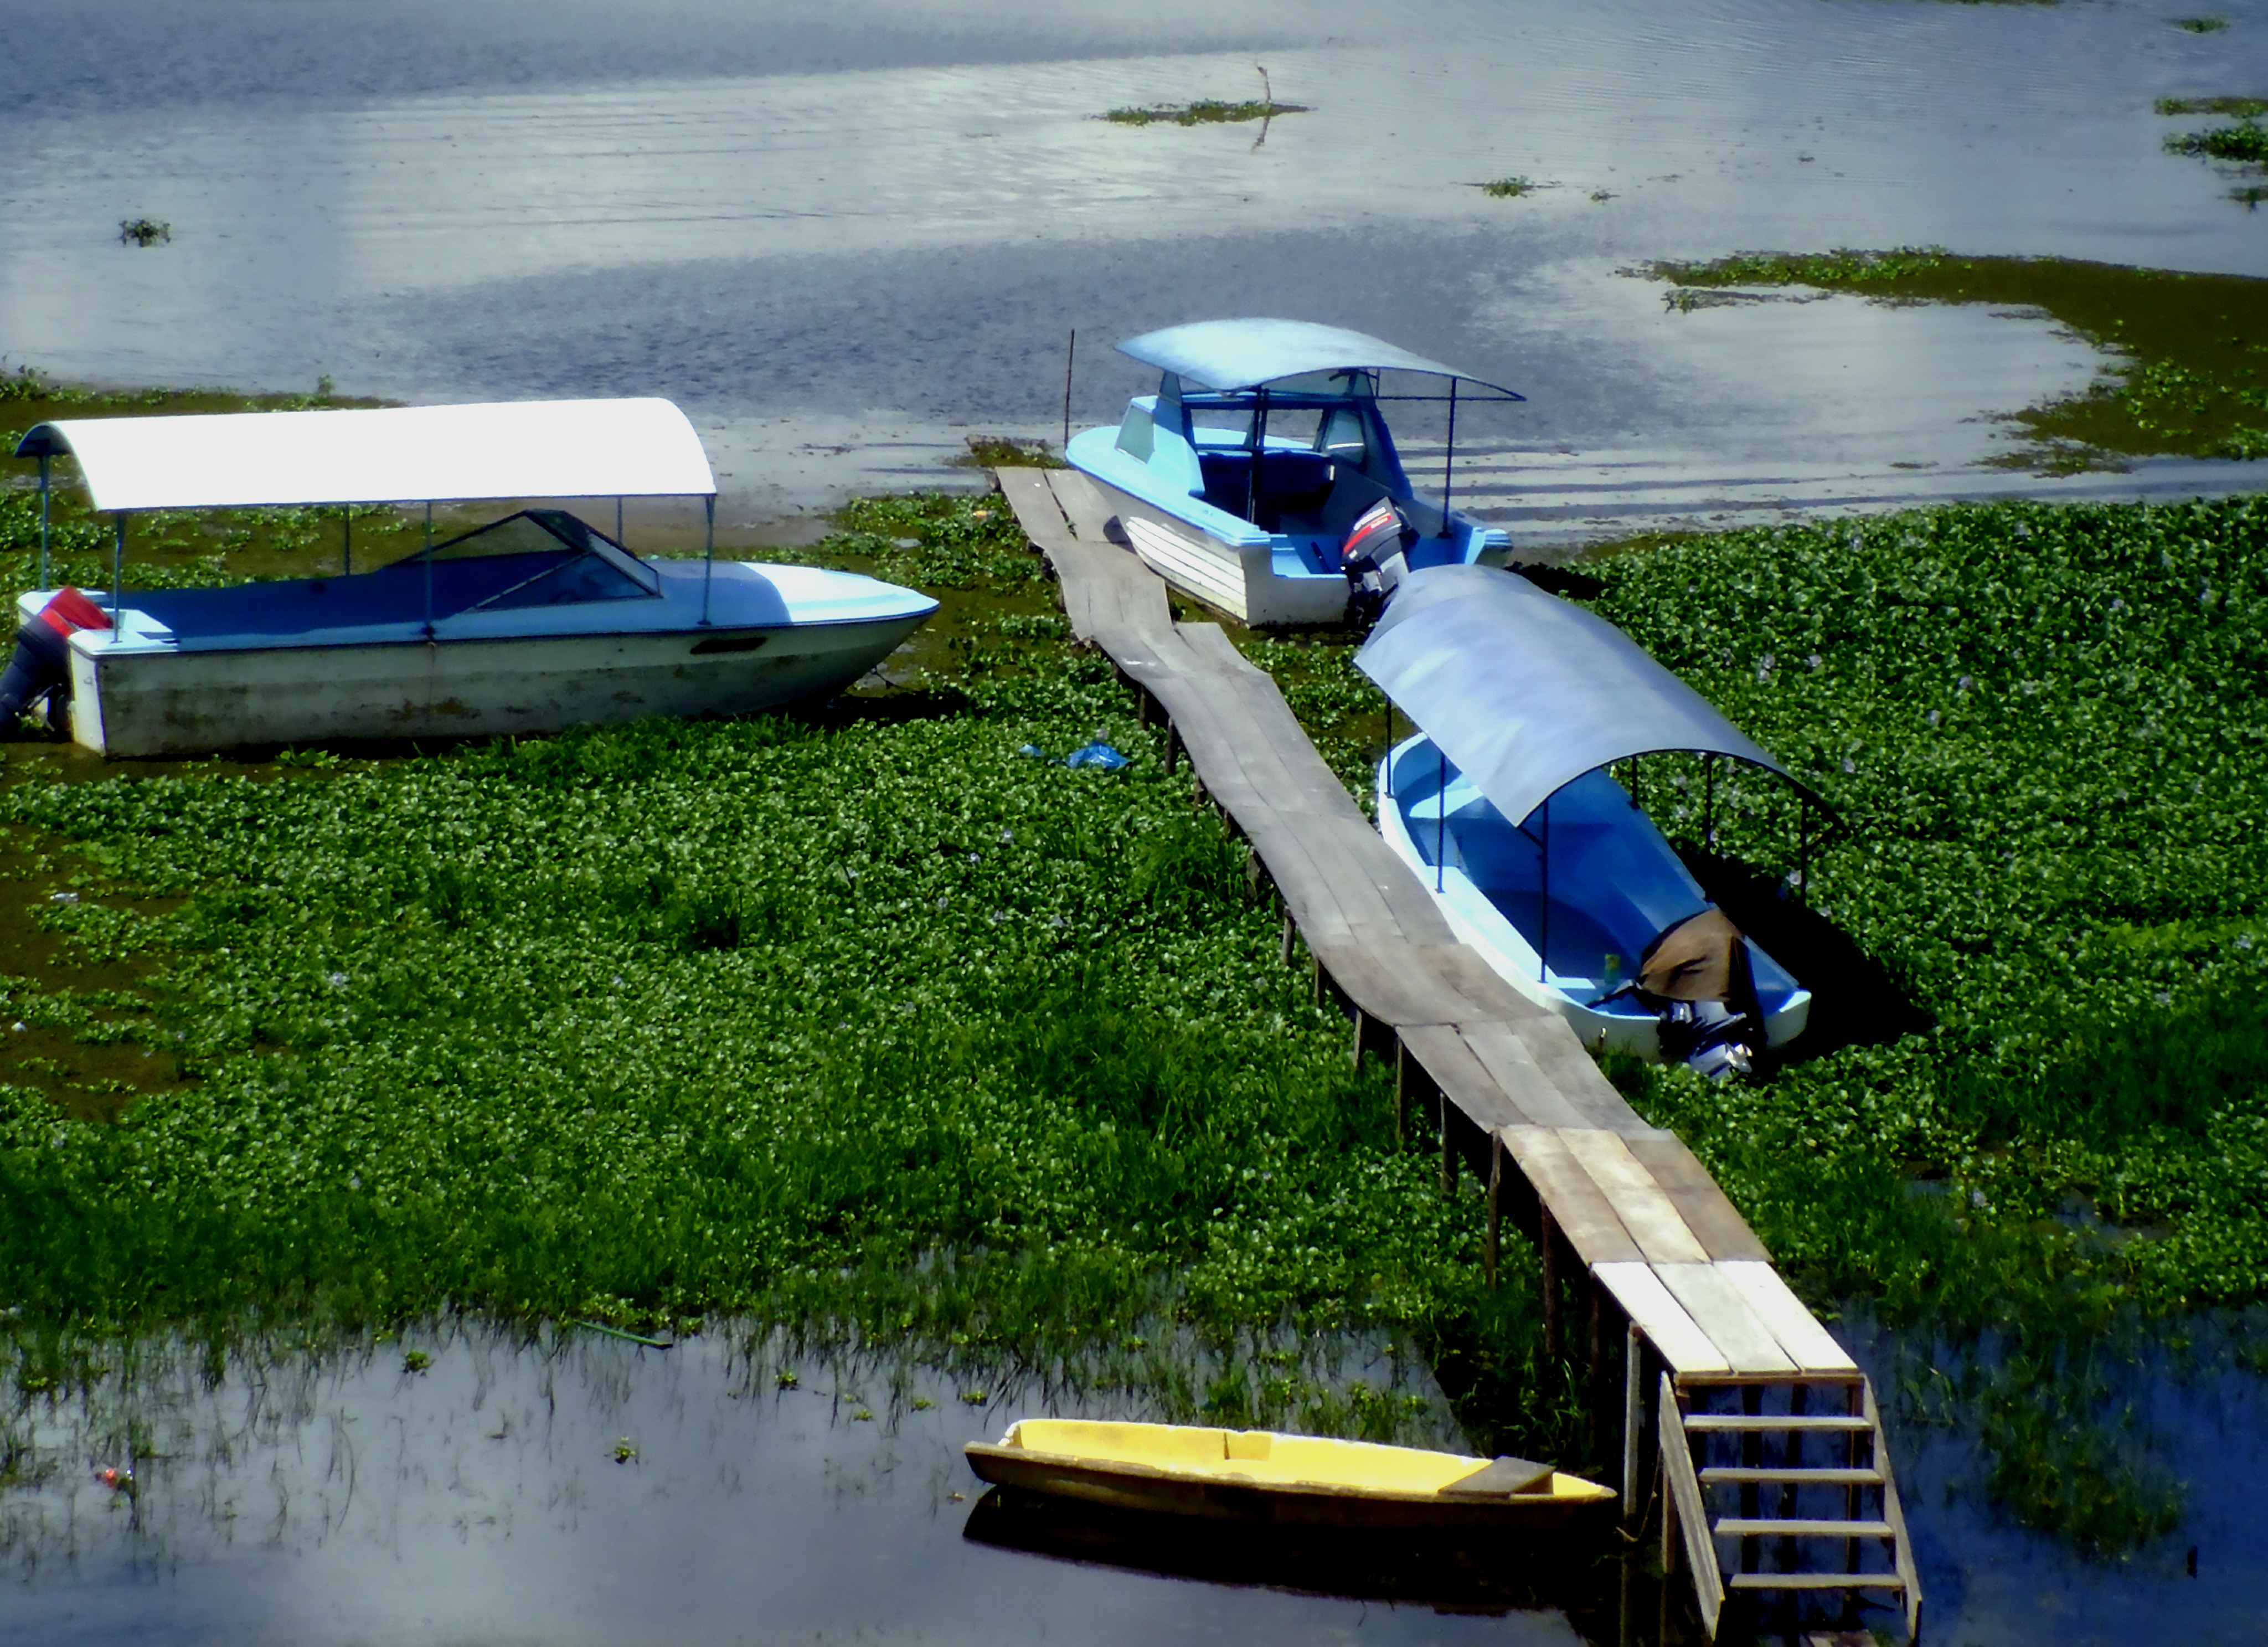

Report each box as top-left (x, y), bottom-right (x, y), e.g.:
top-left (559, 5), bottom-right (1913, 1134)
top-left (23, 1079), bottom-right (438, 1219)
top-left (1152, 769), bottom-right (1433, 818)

top-left (2, 1327), bottom-right (1605, 1647)
top-left (5, 0), bottom-right (2268, 535)
top-left (5, 1320), bottom-right (2264, 1645)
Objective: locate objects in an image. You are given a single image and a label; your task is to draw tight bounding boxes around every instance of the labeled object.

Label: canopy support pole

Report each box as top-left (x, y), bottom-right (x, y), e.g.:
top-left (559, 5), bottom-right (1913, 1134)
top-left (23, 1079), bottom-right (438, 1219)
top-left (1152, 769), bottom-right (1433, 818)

top-left (1384, 693), bottom-right (1395, 799)
top-left (1440, 377), bottom-right (1457, 536)
top-left (342, 510), bottom-right (352, 575)
top-left (616, 497), bottom-right (624, 547)
top-left (1435, 744), bottom-right (1446, 893)
top-left (111, 514), bottom-right (124, 619)
top-left (422, 503), bottom-right (434, 638)
top-left (1539, 792), bottom-right (1550, 985)
top-left (1245, 388), bottom-right (1269, 526)
top-left (37, 455), bottom-right (51, 590)
top-left (699, 496), bottom-right (717, 626)
top-left (1703, 755), bottom-right (1715, 851)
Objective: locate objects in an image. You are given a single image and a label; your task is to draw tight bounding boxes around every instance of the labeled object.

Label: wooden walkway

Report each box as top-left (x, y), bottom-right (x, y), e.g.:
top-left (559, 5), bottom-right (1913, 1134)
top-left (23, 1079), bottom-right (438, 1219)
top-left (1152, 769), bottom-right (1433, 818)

top-left (996, 467), bottom-right (1922, 1641)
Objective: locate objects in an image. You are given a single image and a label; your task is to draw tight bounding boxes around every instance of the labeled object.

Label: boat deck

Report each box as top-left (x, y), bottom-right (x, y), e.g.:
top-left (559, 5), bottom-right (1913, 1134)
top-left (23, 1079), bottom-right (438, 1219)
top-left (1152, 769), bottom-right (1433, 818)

top-left (994, 466), bottom-right (1920, 1640)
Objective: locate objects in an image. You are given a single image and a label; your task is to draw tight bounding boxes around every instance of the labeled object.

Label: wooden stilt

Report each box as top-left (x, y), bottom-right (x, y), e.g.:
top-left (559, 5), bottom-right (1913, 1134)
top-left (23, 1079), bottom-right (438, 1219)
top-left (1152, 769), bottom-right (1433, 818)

top-left (1280, 909), bottom-right (1296, 967)
top-left (1484, 1136), bottom-right (1503, 1288)
top-left (1540, 1206), bottom-right (1563, 1360)
top-left (1438, 1088), bottom-right (1458, 1194)
top-left (1621, 1322), bottom-right (1645, 1533)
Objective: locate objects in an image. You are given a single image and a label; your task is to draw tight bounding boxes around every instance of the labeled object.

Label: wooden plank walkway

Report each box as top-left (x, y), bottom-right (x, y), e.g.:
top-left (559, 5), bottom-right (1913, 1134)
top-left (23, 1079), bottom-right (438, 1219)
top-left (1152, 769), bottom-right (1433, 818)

top-left (996, 465), bottom-right (1812, 1379)
top-left (997, 466), bottom-right (1920, 1636)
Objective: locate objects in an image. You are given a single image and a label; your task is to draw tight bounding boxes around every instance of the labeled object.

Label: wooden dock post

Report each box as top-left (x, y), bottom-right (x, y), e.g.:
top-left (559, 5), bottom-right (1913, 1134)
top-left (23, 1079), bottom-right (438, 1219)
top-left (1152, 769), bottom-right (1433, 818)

top-left (1484, 1135), bottom-right (1504, 1289)
top-left (1539, 1206), bottom-right (1564, 1360)
top-left (1622, 1321), bottom-right (1647, 1533)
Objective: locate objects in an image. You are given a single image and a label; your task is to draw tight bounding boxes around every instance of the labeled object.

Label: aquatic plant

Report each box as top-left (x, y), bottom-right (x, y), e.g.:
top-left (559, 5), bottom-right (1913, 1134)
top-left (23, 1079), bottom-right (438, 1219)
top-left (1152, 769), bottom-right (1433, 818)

top-left (1478, 177), bottom-right (1538, 198)
top-left (115, 218), bottom-right (170, 248)
top-left (2164, 121), bottom-right (2268, 163)
top-left (2156, 95), bottom-right (2268, 117)
top-left (2174, 15), bottom-right (2230, 32)
top-left (0, 487), bottom-right (1575, 1467)
top-left (954, 435), bottom-right (1064, 471)
top-left (1101, 99), bottom-right (1308, 126)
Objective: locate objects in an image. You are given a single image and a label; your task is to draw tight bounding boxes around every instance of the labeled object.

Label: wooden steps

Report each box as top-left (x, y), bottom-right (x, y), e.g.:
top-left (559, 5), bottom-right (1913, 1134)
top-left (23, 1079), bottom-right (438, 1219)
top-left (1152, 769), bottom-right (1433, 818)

top-left (1662, 1373), bottom-right (1922, 1643)
top-left (993, 467), bottom-right (1922, 1643)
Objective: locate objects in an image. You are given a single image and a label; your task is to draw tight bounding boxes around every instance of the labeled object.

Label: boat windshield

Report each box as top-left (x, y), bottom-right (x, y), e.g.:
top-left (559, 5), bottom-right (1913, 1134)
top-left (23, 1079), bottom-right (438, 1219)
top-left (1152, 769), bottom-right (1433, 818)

top-left (392, 510), bottom-right (661, 611)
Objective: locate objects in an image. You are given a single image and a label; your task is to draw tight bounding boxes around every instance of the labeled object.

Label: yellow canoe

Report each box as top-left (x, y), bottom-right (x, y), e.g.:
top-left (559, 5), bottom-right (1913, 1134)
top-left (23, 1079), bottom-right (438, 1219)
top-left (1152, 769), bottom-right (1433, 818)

top-left (964, 1418), bottom-right (1615, 1531)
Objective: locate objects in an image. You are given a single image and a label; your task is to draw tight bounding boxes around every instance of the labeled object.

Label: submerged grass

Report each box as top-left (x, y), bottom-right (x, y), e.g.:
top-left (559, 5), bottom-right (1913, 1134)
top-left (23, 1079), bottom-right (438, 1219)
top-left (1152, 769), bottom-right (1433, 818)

top-left (1647, 248), bottom-right (2268, 466)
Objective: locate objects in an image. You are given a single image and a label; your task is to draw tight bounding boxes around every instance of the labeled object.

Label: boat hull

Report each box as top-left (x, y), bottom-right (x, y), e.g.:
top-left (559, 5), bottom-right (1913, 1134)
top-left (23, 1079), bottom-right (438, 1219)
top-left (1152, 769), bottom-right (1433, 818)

top-left (1377, 739), bottom-right (1811, 1058)
top-left (1081, 478), bottom-right (1354, 628)
top-left (63, 612), bottom-right (927, 758)
top-left (965, 1422), bottom-right (1614, 1533)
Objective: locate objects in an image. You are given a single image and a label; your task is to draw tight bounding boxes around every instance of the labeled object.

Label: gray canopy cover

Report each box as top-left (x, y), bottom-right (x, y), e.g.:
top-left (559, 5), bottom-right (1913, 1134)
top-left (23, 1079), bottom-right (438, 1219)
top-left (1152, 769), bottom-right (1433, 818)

top-left (1354, 564), bottom-right (1806, 830)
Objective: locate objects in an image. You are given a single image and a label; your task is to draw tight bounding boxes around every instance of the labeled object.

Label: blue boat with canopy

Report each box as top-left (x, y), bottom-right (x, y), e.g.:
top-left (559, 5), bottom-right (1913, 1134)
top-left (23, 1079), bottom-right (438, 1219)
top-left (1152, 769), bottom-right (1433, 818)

top-left (1357, 564), bottom-right (1827, 1073)
top-left (1065, 319), bottom-right (1521, 626)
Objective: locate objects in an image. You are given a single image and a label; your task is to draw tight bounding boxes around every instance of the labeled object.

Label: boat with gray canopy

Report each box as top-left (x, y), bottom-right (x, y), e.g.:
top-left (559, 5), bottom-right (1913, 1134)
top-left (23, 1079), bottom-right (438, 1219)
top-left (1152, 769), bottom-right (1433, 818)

top-left (1066, 318), bottom-right (1520, 626)
top-left (1356, 563), bottom-right (1828, 1073)
top-left (6, 399), bottom-right (937, 758)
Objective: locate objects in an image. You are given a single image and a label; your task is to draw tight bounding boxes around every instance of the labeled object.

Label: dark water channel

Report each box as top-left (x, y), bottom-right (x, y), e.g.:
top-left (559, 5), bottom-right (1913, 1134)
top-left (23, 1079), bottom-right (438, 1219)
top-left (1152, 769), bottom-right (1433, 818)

top-left (7, 0), bottom-right (2268, 537)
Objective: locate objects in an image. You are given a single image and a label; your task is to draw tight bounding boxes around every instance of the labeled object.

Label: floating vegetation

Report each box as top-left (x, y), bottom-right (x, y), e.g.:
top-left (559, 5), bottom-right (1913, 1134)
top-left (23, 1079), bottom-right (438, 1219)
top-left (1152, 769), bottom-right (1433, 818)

top-left (1101, 100), bottom-right (1307, 127)
top-left (115, 217), bottom-right (169, 248)
top-left (1231, 495), bottom-right (2268, 1549)
top-left (2174, 14), bottom-right (2230, 31)
top-left (2163, 121), bottom-right (2268, 163)
top-left (1104, 63), bottom-right (1307, 129)
top-left (1645, 248), bottom-right (2268, 466)
top-left (2156, 95), bottom-right (2268, 117)
top-left (1477, 176), bottom-right (1539, 199)
top-left (0, 482), bottom-right (1577, 1467)
top-left (1587, 188), bottom-right (1616, 203)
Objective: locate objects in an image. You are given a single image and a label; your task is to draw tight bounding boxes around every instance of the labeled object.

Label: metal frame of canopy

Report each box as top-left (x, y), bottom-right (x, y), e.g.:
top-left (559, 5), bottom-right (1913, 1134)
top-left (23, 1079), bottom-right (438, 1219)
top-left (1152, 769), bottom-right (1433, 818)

top-left (1118, 318), bottom-right (1524, 534)
top-left (1358, 564), bottom-right (1843, 981)
top-left (13, 398), bottom-right (728, 632)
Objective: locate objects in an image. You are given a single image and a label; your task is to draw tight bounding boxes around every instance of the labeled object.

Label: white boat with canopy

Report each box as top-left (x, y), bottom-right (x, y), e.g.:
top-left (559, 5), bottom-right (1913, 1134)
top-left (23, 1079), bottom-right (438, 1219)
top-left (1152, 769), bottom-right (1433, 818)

top-left (1357, 564), bottom-right (1826, 1072)
top-left (6, 399), bottom-right (937, 758)
top-left (1065, 319), bottom-right (1520, 626)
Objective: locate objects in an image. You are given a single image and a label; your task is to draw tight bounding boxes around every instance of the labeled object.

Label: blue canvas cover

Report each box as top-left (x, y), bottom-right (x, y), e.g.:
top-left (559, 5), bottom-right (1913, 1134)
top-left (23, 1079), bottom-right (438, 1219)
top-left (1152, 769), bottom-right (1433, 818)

top-left (1118, 320), bottom-right (1522, 398)
top-left (1355, 564), bottom-right (1813, 829)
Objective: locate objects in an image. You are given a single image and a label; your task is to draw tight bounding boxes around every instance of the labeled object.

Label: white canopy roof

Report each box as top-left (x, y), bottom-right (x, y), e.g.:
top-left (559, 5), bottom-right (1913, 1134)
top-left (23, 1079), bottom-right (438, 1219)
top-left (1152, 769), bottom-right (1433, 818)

top-left (13, 398), bottom-right (717, 513)
top-left (1356, 564), bottom-right (1826, 828)
top-left (1118, 319), bottom-right (1522, 398)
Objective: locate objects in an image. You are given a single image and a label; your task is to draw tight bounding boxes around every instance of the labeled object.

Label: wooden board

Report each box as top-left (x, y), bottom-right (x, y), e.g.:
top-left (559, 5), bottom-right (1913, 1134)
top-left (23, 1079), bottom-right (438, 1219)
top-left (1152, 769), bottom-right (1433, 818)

top-left (1651, 1263), bottom-right (1798, 1375)
top-left (1555, 1131), bottom-right (1712, 1265)
top-left (1498, 1128), bottom-right (1649, 1269)
top-left (1455, 1023), bottom-right (1601, 1131)
top-left (1620, 1134), bottom-right (1771, 1262)
top-left (1600, 1263), bottom-right (1731, 1375)
top-left (1716, 1260), bottom-right (1855, 1373)
top-left (1657, 1371), bottom-right (1728, 1636)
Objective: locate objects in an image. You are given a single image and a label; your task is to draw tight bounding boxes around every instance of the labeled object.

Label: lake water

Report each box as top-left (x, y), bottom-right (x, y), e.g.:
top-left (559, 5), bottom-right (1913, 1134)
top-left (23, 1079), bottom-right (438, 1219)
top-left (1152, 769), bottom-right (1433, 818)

top-left (4, 0), bottom-right (2268, 537)
top-left (6, 1320), bottom-right (2265, 1646)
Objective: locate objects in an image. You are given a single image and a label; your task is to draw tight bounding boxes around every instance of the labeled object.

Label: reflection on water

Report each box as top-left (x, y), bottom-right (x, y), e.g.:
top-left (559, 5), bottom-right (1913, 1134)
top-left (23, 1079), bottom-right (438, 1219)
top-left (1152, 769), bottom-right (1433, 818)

top-left (2, 1326), bottom-right (1603, 1646)
top-left (4, 0), bottom-right (2267, 535)
top-left (6, 1318), bottom-right (2264, 1643)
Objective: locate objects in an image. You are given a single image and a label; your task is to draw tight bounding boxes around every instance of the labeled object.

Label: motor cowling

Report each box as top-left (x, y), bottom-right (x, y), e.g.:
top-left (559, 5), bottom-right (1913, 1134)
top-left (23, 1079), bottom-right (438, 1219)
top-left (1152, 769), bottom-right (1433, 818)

top-left (1341, 498), bottom-right (1416, 624)
top-left (0, 588), bottom-right (111, 732)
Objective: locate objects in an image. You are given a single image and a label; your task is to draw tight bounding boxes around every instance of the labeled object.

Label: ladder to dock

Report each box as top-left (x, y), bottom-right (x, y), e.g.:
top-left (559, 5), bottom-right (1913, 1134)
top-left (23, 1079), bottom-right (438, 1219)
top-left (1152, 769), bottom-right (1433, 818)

top-left (1660, 1372), bottom-right (1922, 1640)
top-left (993, 466), bottom-right (1924, 1641)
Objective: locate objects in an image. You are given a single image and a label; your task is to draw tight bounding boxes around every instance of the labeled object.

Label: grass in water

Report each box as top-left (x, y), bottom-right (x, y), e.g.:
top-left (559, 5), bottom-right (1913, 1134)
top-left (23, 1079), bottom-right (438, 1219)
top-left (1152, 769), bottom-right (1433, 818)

top-left (1645, 247), bottom-right (2268, 466)
top-left (1478, 177), bottom-right (1539, 198)
top-left (2174, 14), bottom-right (2230, 31)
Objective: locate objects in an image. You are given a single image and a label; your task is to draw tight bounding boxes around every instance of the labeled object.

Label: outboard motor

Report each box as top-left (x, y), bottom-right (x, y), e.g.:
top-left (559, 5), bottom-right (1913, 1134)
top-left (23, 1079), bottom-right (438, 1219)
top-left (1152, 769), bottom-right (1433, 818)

top-left (0, 588), bottom-right (110, 734)
top-left (1635, 908), bottom-right (1766, 1079)
top-left (1341, 498), bottom-right (1417, 624)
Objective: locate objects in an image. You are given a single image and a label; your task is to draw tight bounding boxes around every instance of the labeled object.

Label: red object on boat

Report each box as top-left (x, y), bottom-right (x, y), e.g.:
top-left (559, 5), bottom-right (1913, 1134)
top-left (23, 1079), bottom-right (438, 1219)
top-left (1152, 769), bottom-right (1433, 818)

top-left (35, 586), bottom-right (111, 637)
